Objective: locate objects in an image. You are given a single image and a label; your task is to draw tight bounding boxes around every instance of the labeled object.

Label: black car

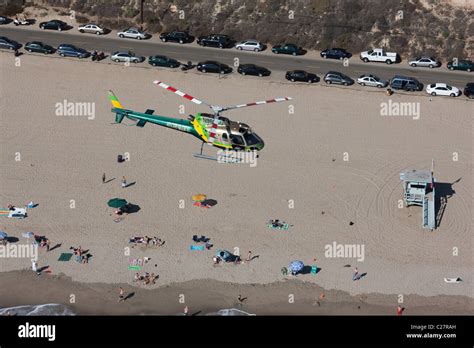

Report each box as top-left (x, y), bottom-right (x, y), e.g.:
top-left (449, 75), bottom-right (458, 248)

top-left (0, 16), bottom-right (10, 24)
top-left (271, 43), bottom-right (303, 56)
top-left (323, 71), bottom-right (354, 86)
top-left (237, 64), bottom-right (271, 77)
top-left (159, 31), bottom-right (192, 44)
top-left (196, 61), bottom-right (232, 74)
top-left (39, 19), bottom-right (67, 31)
top-left (25, 41), bottom-right (54, 54)
top-left (320, 48), bottom-right (352, 60)
top-left (148, 55), bottom-right (180, 68)
top-left (0, 36), bottom-right (21, 50)
top-left (285, 70), bottom-right (318, 83)
top-left (464, 83), bottom-right (474, 99)
top-left (197, 34), bottom-right (232, 48)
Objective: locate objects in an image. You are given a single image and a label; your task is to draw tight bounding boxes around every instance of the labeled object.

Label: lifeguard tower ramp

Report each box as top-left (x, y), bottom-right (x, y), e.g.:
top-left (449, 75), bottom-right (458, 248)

top-left (400, 169), bottom-right (436, 230)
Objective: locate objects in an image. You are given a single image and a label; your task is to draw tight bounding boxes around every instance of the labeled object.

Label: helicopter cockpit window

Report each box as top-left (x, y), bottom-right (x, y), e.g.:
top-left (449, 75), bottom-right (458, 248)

top-left (230, 134), bottom-right (245, 146)
top-left (243, 132), bottom-right (260, 146)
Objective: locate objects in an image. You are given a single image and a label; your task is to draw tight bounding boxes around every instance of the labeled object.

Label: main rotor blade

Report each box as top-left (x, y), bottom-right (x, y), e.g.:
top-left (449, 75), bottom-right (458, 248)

top-left (220, 97), bottom-right (292, 112)
top-left (153, 80), bottom-right (212, 108)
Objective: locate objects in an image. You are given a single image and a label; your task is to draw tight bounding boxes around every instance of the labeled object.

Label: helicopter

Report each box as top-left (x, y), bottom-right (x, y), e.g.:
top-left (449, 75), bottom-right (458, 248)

top-left (108, 80), bottom-right (291, 156)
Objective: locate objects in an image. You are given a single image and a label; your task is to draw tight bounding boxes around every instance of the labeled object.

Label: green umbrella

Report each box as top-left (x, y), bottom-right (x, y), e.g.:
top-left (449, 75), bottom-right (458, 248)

top-left (107, 198), bottom-right (128, 208)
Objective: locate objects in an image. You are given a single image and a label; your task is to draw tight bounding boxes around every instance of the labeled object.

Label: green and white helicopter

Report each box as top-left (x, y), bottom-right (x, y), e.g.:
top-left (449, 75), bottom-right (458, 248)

top-left (108, 80), bottom-right (291, 157)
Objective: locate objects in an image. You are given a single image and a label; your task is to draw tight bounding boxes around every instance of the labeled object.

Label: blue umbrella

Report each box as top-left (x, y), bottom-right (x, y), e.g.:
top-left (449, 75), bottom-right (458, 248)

top-left (289, 260), bottom-right (304, 273)
top-left (0, 231), bottom-right (8, 239)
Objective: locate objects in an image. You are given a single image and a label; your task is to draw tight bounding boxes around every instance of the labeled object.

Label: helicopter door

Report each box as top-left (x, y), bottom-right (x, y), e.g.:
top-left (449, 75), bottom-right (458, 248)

top-left (221, 132), bottom-right (230, 144)
top-left (230, 134), bottom-right (246, 150)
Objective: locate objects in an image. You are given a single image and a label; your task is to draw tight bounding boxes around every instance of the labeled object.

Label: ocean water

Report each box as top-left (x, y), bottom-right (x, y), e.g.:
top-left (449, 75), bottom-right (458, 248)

top-left (0, 304), bottom-right (253, 316)
top-left (0, 303), bottom-right (75, 316)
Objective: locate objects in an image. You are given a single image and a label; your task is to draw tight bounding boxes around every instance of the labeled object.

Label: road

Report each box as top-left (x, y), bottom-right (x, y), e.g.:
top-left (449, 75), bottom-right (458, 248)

top-left (1, 26), bottom-right (473, 88)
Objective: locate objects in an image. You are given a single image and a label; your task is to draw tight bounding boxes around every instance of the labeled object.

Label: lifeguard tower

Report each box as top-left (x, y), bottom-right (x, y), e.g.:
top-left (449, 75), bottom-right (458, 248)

top-left (400, 162), bottom-right (436, 230)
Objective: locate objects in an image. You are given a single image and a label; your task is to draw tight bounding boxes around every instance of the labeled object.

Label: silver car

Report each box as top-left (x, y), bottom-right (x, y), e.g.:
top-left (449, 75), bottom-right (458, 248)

top-left (408, 56), bottom-right (440, 68)
top-left (117, 27), bottom-right (148, 40)
top-left (235, 39), bottom-right (263, 52)
top-left (357, 74), bottom-right (388, 88)
top-left (78, 23), bottom-right (104, 35)
top-left (110, 51), bottom-right (144, 63)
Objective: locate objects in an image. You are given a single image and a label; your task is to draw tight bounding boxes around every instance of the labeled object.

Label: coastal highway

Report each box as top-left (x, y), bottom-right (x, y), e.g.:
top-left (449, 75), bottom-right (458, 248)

top-left (1, 26), bottom-right (473, 88)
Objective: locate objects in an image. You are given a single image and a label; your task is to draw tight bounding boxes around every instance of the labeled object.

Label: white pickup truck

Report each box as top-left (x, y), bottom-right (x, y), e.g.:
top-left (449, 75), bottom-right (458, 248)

top-left (360, 48), bottom-right (398, 64)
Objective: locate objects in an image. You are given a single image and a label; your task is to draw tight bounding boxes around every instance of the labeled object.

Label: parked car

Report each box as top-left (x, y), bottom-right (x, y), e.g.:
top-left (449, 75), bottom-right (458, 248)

top-left (110, 51), bottom-right (144, 63)
top-left (13, 14), bottom-right (33, 26)
top-left (117, 27), bottom-right (148, 40)
top-left (148, 55), bottom-right (180, 68)
top-left (360, 48), bottom-right (398, 64)
top-left (196, 61), bottom-right (232, 74)
top-left (426, 83), bottom-right (461, 97)
top-left (78, 23), bottom-right (105, 35)
top-left (39, 19), bottom-right (67, 31)
top-left (463, 83), bottom-right (474, 98)
top-left (0, 36), bottom-right (21, 50)
top-left (0, 16), bottom-right (10, 24)
top-left (235, 39), bottom-right (263, 52)
top-left (197, 34), bottom-right (232, 48)
top-left (237, 64), bottom-right (270, 77)
top-left (159, 31), bottom-right (192, 44)
top-left (408, 56), bottom-right (441, 68)
top-left (447, 59), bottom-right (473, 72)
top-left (323, 71), bottom-right (354, 86)
top-left (271, 43), bottom-right (303, 56)
top-left (390, 75), bottom-right (423, 91)
top-left (285, 70), bottom-right (318, 83)
top-left (357, 74), bottom-right (388, 88)
top-left (57, 44), bottom-right (90, 58)
top-left (320, 48), bottom-right (351, 60)
top-left (25, 41), bottom-right (54, 54)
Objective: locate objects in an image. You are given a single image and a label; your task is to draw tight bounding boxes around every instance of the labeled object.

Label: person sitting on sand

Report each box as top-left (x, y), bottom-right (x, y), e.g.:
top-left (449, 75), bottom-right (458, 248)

top-left (134, 273), bottom-right (141, 282)
top-left (82, 254), bottom-right (89, 264)
top-left (150, 273), bottom-right (156, 285)
top-left (7, 204), bottom-right (15, 211)
top-left (270, 219), bottom-right (283, 228)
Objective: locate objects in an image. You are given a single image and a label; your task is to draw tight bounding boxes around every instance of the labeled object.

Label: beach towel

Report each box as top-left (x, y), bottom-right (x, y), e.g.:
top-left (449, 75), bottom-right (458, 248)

top-left (0, 209), bottom-right (10, 216)
top-left (444, 277), bottom-right (462, 283)
top-left (58, 253), bottom-right (73, 262)
top-left (128, 258), bottom-right (143, 270)
top-left (267, 223), bottom-right (289, 231)
top-left (190, 245), bottom-right (205, 251)
top-left (193, 202), bottom-right (211, 208)
top-left (311, 265), bottom-right (318, 274)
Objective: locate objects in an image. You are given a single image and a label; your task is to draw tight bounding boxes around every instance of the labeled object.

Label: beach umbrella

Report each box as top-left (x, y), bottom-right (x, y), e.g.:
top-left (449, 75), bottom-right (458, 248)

top-left (22, 232), bottom-right (34, 238)
top-left (0, 231), bottom-right (7, 239)
top-left (107, 198), bottom-right (128, 208)
top-left (192, 194), bottom-right (207, 202)
top-left (289, 260), bottom-right (304, 273)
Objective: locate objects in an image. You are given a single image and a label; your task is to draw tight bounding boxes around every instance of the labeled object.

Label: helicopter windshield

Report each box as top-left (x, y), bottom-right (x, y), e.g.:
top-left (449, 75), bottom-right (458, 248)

top-left (243, 131), bottom-right (261, 146)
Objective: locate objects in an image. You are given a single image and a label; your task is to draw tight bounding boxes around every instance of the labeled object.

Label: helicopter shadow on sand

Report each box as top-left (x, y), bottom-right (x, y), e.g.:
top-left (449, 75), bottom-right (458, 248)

top-left (435, 178), bottom-right (459, 228)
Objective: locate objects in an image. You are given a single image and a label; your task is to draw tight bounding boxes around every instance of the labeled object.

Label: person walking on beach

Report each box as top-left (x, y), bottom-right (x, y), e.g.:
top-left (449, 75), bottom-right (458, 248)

top-left (397, 305), bottom-right (404, 316)
top-left (352, 267), bottom-right (359, 281)
top-left (247, 251), bottom-right (252, 262)
top-left (184, 306), bottom-right (188, 316)
top-left (46, 240), bottom-right (51, 252)
top-left (31, 259), bottom-right (37, 273)
top-left (118, 287), bottom-right (126, 302)
top-left (237, 294), bottom-right (245, 307)
top-left (102, 173), bottom-right (106, 184)
top-left (121, 176), bottom-right (127, 188)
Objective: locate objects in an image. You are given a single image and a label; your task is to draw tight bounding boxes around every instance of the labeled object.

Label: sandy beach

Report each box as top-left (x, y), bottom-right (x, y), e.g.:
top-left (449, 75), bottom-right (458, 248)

top-left (0, 50), bottom-right (472, 314)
